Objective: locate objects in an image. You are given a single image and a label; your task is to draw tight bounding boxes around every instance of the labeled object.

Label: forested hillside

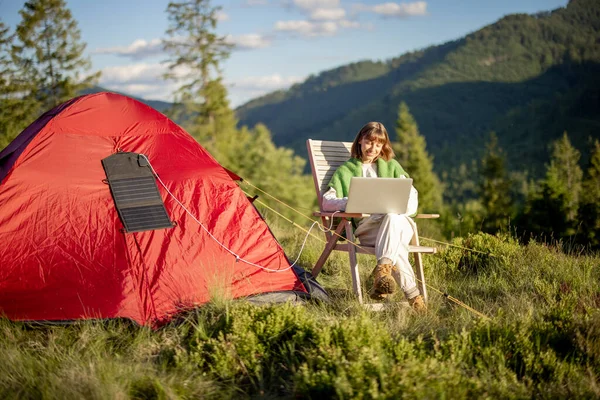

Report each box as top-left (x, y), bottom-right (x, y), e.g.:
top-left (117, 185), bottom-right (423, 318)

top-left (236, 0), bottom-right (600, 176)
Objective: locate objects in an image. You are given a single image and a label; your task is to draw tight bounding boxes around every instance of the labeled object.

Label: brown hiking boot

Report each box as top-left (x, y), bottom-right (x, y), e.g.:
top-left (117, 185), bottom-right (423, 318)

top-left (408, 295), bottom-right (427, 312)
top-left (368, 263), bottom-right (397, 300)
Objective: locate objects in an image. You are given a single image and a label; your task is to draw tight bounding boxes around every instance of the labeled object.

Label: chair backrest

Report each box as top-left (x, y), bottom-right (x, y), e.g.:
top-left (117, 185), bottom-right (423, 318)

top-left (306, 139), bottom-right (352, 210)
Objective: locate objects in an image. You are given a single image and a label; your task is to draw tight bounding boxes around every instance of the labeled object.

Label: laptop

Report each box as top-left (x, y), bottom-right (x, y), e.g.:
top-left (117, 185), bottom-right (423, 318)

top-left (345, 177), bottom-right (413, 214)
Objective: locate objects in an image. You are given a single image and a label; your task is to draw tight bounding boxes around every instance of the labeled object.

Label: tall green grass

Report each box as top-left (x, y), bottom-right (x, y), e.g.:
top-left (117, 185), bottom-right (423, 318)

top-left (1, 222), bottom-right (599, 399)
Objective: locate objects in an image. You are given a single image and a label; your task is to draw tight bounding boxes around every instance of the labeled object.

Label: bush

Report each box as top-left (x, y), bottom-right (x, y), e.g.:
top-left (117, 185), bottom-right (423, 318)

top-left (439, 232), bottom-right (520, 275)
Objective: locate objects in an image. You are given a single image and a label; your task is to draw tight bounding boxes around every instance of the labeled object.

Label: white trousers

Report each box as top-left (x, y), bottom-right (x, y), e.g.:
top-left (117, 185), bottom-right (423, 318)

top-left (354, 213), bottom-right (419, 297)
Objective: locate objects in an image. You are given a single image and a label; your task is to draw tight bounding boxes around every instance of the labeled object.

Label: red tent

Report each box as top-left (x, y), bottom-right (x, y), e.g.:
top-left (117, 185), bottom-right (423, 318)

top-left (0, 92), bottom-right (325, 327)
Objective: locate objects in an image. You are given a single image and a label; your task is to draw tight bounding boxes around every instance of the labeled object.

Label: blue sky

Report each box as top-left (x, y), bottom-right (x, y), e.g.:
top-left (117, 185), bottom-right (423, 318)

top-left (0, 0), bottom-right (568, 107)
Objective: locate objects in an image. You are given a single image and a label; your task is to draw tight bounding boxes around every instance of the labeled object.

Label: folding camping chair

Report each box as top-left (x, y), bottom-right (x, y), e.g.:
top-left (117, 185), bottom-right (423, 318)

top-left (307, 139), bottom-right (439, 305)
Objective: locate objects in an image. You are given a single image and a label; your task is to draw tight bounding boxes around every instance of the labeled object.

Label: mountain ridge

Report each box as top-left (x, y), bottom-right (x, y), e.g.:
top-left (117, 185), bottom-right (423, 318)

top-left (235, 0), bottom-right (600, 176)
top-left (81, 86), bottom-right (172, 113)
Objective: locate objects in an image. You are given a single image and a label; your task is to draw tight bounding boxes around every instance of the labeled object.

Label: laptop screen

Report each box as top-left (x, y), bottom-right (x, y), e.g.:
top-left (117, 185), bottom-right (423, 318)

top-left (345, 177), bottom-right (413, 214)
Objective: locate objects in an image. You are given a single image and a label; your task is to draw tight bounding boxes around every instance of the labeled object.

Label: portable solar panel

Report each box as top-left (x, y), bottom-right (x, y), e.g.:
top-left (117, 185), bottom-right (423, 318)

top-left (102, 152), bottom-right (174, 233)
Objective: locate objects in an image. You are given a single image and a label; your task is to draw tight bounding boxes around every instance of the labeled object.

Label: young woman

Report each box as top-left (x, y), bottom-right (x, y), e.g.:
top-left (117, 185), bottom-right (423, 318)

top-left (321, 121), bottom-right (426, 311)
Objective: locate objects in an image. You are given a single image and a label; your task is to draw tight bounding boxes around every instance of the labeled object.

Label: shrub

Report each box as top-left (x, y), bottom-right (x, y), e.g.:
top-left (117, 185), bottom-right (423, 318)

top-left (452, 232), bottom-right (520, 275)
top-left (184, 302), bottom-right (323, 394)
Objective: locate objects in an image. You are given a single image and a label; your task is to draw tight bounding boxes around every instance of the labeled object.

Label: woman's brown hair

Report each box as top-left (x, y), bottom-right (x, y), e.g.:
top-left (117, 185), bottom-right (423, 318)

top-left (351, 121), bottom-right (395, 161)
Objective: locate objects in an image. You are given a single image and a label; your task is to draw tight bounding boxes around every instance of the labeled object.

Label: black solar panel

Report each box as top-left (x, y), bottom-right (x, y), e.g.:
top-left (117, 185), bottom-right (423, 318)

top-left (102, 152), bottom-right (174, 233)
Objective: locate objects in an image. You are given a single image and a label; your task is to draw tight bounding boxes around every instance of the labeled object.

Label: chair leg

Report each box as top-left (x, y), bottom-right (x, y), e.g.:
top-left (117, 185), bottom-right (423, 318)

top-left (312, 220), bottom-right (347, 278)
top-left (345, 220), bottom-right (363, 304)
top-left (410, 226), bottom-right (428, 302)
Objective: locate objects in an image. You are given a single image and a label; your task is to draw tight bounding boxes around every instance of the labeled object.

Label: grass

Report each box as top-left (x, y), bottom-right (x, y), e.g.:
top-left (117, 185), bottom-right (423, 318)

top-left (1, 219), bottom-right (599, 399)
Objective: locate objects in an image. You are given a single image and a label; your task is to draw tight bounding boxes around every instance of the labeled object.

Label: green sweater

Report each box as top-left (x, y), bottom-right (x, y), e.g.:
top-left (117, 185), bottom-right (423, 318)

top-left (327, 157), bottom-right (410, 198)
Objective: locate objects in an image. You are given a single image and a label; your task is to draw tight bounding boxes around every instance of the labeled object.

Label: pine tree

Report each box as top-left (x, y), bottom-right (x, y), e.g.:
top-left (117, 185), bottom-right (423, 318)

top-left (392, 102), bottom-right (443, 213)
top-left (440, 161), bottom-right (484, 238)
top-left (1, 20), bottom-right (36, 149)
top-left (226, 124), bottom-right (316, 221)
top-left (12, 0), bottom-right (98, 113)
top-left (478, 132), bottom-right (512, 234)
top-left (0, 22), bottom-right (17, 148)
top-left (162, 1), bottom-right (314, 222)
top-left (522, 132), bottom-right (583, 240)
top-left (545, 132), bottom-right (583, 229)
top-left (163, 0), bottom-right (235, 142)
top-left (578, 139), bottom-right (600, 249)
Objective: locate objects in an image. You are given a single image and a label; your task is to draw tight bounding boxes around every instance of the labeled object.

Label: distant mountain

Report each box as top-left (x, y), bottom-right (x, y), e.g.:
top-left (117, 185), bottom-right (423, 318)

top-left (81, 86), bottom-right (173, 113)
top-left (236, 0), bottom-right (600, 176)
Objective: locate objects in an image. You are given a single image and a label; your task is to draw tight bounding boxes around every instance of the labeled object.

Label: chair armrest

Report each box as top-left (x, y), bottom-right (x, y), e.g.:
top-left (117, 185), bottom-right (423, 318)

top-left (313, 211), bottom-right (367, 219)
top-left (314, 211), bottom-right (440, 219)
top-left (415, 214), bottom-right (440, 219)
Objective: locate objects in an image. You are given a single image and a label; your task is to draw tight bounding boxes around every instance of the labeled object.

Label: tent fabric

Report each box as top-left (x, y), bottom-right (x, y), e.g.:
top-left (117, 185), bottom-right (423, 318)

top-left (0, 97), bottom-right (79, 183)
top-left (0, 92), bottom-right (323, 327)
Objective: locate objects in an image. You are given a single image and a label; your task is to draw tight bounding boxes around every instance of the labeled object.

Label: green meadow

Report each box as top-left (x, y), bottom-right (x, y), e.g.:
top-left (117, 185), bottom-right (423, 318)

top-left (2, 218), bottom-right (599, 399)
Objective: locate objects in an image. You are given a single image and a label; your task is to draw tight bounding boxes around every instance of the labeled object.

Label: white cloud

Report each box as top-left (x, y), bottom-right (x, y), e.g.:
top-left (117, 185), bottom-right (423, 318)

top-left (227, 74), bottom-right (304, 106)
top-left (115, 83), bottom-right (171, 99)
top-left (243, 0), bottom-right (268, 5)
top-left (97, 63), bottom-right (303, 107)
top-left (93, 39), bottom-right (164, 60)
top-left (216, 11), bottom-right (230, 21)
top-left (227, 33), bottom-right (272, 50)
top-left (229, 74), bottom-right (304, 91)
top-left (338, 20), bottom-right (361, 29)
top-left (275, 20), bottom-right (338, 37)
top-left (98, 63), bottom-right (177, 101)
top-left (100, 63), bottom-right (165, 84)
top-left (274, 17), bottom-right (367, 37)
top-left (95, 30), bottom-right (270, 62)
top-left (290, 0), bottom-right (347, 22)
top-left (310, 7), bottom-right (346, 20)
top-left (354, 1), bottom-right (428, 18)
top-left (293, 0), bottom-right (339, 11)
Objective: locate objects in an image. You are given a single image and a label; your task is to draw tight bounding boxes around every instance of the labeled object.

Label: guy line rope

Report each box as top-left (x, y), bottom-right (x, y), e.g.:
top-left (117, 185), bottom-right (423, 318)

top-left (142, 155), bottom-right (489, 320)
top-left (241, 179), bottom-right (491, 321)
top-left (142, 155), bottom-right (315, 273)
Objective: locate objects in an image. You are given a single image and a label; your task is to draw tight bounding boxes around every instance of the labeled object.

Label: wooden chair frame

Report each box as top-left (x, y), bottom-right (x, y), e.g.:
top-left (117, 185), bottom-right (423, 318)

top-left (307, 139), bottom-right (439, 304)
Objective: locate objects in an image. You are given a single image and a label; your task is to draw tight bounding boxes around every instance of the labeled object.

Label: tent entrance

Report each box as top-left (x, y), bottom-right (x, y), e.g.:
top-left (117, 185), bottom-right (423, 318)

top-left (102, 152), bottom-right (174, 233)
